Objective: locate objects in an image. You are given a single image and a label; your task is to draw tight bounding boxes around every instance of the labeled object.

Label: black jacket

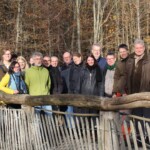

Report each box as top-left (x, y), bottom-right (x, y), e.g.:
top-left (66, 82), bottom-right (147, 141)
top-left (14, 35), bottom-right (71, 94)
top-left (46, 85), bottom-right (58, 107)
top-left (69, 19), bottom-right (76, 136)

top-left (49, 66), bottom-right (63, 94)
top-left (61, 62), bottom-right (83, 94)
top-left (80, 65), bottom-right (103, 96)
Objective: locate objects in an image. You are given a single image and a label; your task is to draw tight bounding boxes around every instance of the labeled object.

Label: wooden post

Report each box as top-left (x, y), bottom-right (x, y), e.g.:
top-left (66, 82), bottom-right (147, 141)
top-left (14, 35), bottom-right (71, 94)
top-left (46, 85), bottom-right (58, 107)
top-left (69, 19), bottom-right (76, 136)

top-left (99, 111), bottom-right (125, 150)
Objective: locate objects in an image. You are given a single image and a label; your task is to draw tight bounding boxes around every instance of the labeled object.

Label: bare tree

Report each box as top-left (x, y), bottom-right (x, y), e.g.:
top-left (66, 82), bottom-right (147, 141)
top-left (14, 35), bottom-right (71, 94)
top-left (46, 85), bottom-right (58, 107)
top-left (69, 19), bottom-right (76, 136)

top-left (76, 0), bottom-right (81, 53)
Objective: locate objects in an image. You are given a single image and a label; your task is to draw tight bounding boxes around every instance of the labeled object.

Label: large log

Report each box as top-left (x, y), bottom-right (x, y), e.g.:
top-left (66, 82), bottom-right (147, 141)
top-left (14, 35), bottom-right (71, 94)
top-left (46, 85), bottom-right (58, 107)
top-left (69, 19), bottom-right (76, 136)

top-left (0, 91), bottom-right (150, 110)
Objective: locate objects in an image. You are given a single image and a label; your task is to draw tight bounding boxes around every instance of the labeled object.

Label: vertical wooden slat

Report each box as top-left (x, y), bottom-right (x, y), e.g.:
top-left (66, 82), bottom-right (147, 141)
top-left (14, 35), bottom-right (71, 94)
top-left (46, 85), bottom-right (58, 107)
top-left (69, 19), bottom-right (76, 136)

top-left (85, 117), bottom-right (92, 150)
top-left (74, 116), bottom-right (84, 150)
top-left (96, 117), bottom-right (101, 150)
top-left (138, 121), bottom-right (147, 150)
top-left (123, 121), bottom-right (132, 150)
top-left (146, 122), bottom-right (150, 144)
top-left (130, 120), bottom-right (138, 150)
top-left (90, 117), bottom-right (96, 150)
top-left (66, 115), bottom-right (76, 150)
top-left (80, 117), bottom-right (88, 150)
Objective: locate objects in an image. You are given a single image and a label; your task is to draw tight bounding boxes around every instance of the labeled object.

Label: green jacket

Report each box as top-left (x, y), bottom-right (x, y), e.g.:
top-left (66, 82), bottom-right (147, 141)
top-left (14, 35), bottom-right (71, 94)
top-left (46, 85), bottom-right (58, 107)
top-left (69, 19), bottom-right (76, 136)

top-left (25, 66), bottom-right (51, 95)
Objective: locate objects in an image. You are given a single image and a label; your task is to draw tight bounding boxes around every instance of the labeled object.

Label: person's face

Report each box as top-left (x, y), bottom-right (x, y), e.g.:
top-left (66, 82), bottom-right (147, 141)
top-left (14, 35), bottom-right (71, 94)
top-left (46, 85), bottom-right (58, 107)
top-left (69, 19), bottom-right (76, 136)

top-left (13, 63), bottom-right (20, 73)
top-left (18, 59), bottom-right (25, 70)
top-left (73, 56), bottom-right (81, 65)
top-left (43, 57), bottom-right (51, 67)
top-left (87, 57), bottom-right (94, 66)
top-left (134, 44), bottom-right (145, 56)
top-left (33, 56), bottom-right (42, 66)
top-left (51, 58), bottom-right (58, 67)
top-left (29, 58), bottom-right (34, 65)
top-left (119, 48), bottom-right (128, 59)
top-left (91, 46), bottom-right (101, 60)
top-left (63, 53), bottom-right (71, 64)
top-left (2, 50), bottom-right (11, 62)
top-left (106, 55), bottom-right (116, 66)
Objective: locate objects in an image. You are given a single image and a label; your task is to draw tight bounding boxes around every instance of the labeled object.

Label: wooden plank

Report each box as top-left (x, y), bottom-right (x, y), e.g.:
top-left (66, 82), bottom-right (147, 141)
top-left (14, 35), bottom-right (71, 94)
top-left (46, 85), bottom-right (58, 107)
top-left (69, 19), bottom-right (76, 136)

top-left (123, 121), bottom-right (132, 150)
top-left (75, 116), bottom-right (84, 150)
top-left (90, 117), bottom-right (97, 150)
top-left (130, 120), bottom-right (138, 150)
top-left (146, 122), bottom-right (150, 144)
top-left (138, 121), bottom-right (147, 150)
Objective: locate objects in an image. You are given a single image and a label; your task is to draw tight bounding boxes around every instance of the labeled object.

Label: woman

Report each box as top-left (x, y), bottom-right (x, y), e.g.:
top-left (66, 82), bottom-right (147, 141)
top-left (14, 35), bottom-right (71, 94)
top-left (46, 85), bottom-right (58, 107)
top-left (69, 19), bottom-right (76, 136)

top-left (80, 54), bottom-right (103, 96)
top-left (0, 48), bottom-right (11, 80)
top-left (0, 61), bottom-right (27, 108)
top-left (16, 56), bottom-right (29, 72)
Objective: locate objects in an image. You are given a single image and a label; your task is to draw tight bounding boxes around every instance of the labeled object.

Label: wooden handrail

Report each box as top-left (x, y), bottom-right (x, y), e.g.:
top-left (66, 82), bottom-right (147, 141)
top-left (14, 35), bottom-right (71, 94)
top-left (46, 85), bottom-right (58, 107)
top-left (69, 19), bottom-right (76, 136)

top-left (0, 91), bottom-right (150, 110)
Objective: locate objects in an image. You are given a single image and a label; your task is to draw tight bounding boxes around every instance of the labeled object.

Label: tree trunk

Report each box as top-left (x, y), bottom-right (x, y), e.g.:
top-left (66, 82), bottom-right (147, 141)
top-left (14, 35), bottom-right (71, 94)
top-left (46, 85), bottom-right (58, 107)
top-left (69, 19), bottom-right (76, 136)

top-left (76, 0), bottom-right (81, 53)
top-left (136, 0), bottom-right (141, 39)
top-left (15, 0), bottom-right (23, 52)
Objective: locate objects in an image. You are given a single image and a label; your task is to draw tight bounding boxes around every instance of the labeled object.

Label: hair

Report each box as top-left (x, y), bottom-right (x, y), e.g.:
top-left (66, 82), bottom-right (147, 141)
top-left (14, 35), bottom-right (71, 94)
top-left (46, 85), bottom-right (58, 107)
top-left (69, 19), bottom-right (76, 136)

top-left (134, 39), bottom-right (145, 47)
top-left (8, 61), bottom-right (20, 74)
top-left (51, 56), bottom-right (58, 61)
top-left (31, 52), bottom-right (43, 59)
top-left (85, 54), bottom-right (97, 66)
top-left (118, 44), bottom-right (128, 51)
top-left (106, 51), bottom-right (116, 57)
top-left (63, 51), bottom-right (72, 57)
top-left (16, 56), bottom-right (29, 70)
top-left (72, 52), bottom-right (83, 60)
top-left (91, 43), bottom-right (102, 51)
top-left (43, 55), bottom-right (51, 59)
top-left (2, 48), bottom-right (11, 55)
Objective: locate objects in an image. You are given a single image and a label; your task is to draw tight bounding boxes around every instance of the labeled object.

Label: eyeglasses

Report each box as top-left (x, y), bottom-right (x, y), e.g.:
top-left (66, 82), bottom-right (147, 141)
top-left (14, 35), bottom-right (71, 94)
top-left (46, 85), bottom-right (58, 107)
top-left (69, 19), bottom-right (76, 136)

top-left (14, 66), bottom-right (20, 68)
top-left (43, 59), bottom-right (51, 62)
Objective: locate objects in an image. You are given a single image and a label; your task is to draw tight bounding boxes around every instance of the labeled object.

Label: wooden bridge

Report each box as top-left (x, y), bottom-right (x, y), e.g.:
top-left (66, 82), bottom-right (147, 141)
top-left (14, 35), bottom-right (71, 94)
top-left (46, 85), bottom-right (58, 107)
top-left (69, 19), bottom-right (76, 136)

top-left (0, 92), bottom-right (150, 150)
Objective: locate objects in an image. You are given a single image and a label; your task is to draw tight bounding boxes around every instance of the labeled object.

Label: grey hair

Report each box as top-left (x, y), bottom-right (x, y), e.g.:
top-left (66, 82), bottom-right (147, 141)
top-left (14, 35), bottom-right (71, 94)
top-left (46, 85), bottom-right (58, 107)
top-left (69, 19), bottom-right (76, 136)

top-left (134, 39), bottom-right (145, 47)
top-left (91, 43), bottom-right (102, 51)
top-left (31, 52), bottom-right (43, 59)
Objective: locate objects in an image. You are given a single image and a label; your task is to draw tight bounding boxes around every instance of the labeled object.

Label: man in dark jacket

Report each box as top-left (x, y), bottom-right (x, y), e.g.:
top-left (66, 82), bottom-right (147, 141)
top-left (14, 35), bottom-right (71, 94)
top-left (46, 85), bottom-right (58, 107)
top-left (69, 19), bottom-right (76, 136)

top-left (126, 39), bottom-right (150, 118)
top-left (112, 44), bottom-right (129, 97)
top-left (61, 52), bottom-right (73, 71)
top-left (91, 43), bottom-right (107, 73)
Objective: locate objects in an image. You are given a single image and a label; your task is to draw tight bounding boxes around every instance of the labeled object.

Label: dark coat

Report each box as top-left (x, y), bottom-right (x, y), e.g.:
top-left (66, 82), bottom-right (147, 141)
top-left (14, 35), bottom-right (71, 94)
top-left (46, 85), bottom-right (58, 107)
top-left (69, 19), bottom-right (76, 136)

top-left (126, 52), bottom-right (150, 118)
top-left (113, 57), bottom-right (128, 94)
top-left (61, 62), bottom-right (83, 94)
top-left (0, 63), bottom-right (8, 81)
top-left (97, 57), bottom-right (107, 74)
top-left (49, 66), bottom-right (63, 94)
top-left (80, 65), bottom-right (103, 96)
top-left (126, 53), bottom-right (150, 94)
top-left (60, 61), bottom-right (73, 72)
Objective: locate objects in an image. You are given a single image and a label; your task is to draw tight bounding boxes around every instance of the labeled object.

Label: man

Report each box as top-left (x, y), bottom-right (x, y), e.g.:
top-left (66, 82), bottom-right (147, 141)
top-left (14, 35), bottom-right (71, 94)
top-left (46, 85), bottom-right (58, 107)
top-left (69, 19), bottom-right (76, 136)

top-left (104, 51), bottom-right (116, 97)
top-left (126, 39), bottom-right (150, 118)
top-left (113, 44), bottom-right (129, 97)
top-left (43, 55), bottom-right (51, 70)
top-left (50, 56), bottom-right (63, 112)
top-left (0, 48), bottom-right (12, 80)
top-left (91, 43), bottom-right (107, 73)
top-left (25, 52), bottom-right (51, 113)
top-left (50, 56), bottom-right (63, 94)
top-left (61, 52), bottom-right (73, 71)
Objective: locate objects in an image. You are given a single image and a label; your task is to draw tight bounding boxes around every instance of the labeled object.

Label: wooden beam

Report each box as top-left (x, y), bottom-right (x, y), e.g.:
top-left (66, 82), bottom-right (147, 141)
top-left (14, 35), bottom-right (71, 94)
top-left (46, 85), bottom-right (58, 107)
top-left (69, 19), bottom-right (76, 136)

top-left (1, 91), bottom-right (150, 110)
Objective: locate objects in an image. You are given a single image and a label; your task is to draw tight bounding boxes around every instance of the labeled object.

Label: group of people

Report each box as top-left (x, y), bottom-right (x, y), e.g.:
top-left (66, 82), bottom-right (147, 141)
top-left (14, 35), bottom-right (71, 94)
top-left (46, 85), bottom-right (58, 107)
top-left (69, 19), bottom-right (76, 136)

top-left (0, 38), bottom-right (149, 119)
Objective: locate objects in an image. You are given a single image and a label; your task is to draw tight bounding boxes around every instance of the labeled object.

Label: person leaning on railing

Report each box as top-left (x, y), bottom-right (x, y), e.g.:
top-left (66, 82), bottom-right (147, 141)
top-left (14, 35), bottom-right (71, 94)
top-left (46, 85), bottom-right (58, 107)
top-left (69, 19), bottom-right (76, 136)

top-left (0, 61), bottom-right (27, 108)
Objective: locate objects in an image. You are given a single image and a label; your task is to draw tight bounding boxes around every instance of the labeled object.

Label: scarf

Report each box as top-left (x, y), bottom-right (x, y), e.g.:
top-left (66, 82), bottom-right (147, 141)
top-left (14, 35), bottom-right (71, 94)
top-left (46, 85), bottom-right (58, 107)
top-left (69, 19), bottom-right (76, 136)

top-left (107, 63), bottom-right (116, 70)
top-left (9, 72), bottom-right (27, 94)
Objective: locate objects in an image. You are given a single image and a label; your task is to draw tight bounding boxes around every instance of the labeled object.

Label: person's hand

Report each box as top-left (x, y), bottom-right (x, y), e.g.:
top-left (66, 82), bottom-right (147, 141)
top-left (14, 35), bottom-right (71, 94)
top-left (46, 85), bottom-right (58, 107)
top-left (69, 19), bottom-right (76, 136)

top-left (13, 90), bottom-right (19, 94)
top-left (112, 94), bottom-right (116, 98)
top-left (122, 93), bottom-right (127, 96)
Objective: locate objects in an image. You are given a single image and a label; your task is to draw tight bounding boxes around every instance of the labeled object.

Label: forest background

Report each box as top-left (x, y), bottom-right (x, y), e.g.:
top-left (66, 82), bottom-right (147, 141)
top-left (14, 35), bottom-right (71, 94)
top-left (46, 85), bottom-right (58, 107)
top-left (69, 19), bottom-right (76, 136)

top-left (0, 0), bottom-right (150, 60)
